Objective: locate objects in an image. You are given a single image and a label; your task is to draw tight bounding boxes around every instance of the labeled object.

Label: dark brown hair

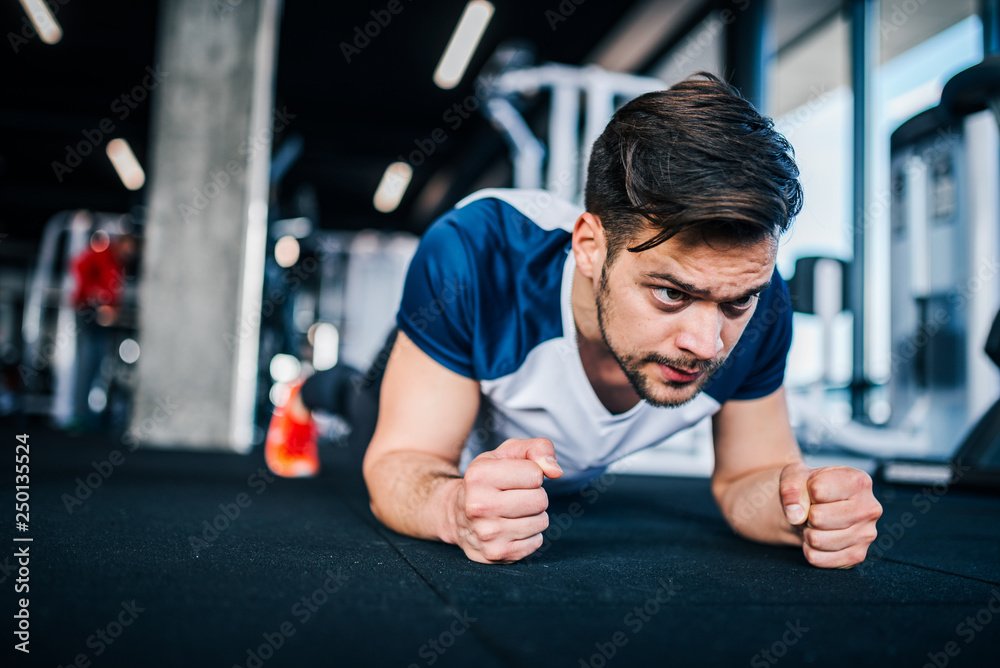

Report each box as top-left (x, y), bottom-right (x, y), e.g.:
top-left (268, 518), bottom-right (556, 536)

top-left (584, 73), bottom-right (803, 261)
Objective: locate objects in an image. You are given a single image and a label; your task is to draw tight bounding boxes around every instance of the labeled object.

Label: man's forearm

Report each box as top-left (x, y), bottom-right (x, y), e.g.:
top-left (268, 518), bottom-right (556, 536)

top-left (715, 466), bottom-right (802, 547)
top-left (363, 451), bottom-right (463, 544)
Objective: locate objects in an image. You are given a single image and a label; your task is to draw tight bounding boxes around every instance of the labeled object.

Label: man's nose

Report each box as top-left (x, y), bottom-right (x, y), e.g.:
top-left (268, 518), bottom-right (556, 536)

top-left (673, 303), bottom-right (723, 361)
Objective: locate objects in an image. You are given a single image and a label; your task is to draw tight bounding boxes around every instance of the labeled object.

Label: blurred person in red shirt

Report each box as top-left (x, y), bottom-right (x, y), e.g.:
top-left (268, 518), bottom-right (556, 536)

top-left (69, 231), bottom-right (137, 430)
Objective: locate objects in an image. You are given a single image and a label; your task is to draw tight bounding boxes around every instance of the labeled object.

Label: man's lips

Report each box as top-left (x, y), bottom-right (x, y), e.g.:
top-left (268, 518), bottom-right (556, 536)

top-left (657, 363), bottom-right (703, 383)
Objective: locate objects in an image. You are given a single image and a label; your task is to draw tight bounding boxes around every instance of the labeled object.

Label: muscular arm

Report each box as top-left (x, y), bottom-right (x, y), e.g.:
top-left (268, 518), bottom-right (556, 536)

top-left (712, 386), bottom-right (882, 567)
top-left (362, 331), bottom-right (559, 563)
top-left (362, 331), bottom-right (479, 544)
top-left (711, 387), bottom-right (803, 547)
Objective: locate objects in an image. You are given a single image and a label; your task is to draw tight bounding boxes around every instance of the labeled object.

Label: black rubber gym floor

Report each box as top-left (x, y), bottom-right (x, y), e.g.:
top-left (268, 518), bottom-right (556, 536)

top-left (3, 426), bottom-right (999, 668)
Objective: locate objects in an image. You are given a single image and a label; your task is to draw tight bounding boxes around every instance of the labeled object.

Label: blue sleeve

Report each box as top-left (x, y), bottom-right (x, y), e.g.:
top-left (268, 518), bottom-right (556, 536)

top-left (729, 273), bottom-right (794, 400)
top-left (395, 218), bottom-right (478, 379)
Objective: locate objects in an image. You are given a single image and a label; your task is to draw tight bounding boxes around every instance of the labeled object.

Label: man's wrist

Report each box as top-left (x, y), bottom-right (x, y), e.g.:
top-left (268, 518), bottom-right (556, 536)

top-left (434, 476), bottom-right (464, 546)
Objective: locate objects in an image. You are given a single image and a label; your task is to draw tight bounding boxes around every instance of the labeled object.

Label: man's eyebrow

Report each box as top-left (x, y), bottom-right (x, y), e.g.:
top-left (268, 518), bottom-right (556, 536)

top-left (644, 272), bottom-right (771, 302)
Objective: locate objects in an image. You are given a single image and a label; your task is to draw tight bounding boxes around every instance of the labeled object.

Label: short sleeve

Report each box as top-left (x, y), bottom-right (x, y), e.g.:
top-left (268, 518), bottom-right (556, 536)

top-left (395, 218), bottom-right (478, 378)
top-left (729, 273), bottom-right (794, 400)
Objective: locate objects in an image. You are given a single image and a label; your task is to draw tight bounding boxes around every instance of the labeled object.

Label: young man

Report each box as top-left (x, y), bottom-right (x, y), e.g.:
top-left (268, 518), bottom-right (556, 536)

top-left (267, 74), bottom-right (882, 568)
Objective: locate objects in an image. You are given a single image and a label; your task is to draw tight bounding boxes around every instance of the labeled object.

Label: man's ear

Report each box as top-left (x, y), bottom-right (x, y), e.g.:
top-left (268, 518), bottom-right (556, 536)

top-left (572, 212), bottom-right (606, 280)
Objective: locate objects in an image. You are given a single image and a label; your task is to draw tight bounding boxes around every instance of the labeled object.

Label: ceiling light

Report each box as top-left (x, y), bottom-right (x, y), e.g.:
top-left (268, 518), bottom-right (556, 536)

top-left (18, 0), bottom-right (62, 45)
top-left (106, 138), bottom-right (145, 190)
top-left (274, 235), bottom-right (300, 267)
top-left (373, 161), bottom-right (413, 213)
top-left (433, 0), bottom-right (494, 90)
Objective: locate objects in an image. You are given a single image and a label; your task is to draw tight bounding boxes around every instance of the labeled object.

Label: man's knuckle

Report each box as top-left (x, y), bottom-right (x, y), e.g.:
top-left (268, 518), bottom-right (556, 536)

top-left (806, 505), bottom-right (824, 527)
top-left (533, 492), bottom-right (549, 514)
top-left (465, 500), bottom-right (491, 519)
top-left (474, 522), bottom-right (500, 542)
top-left (464, 466), bottom-right (485, 485)
top-left (482, 544), bottom-right (511, 562)
top-left (805, 528), bottom-right (827, 550)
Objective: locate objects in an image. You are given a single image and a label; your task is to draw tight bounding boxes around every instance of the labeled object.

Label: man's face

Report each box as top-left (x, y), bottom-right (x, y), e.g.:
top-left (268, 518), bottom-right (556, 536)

top-left (594, 227), bottom-right (776, 408)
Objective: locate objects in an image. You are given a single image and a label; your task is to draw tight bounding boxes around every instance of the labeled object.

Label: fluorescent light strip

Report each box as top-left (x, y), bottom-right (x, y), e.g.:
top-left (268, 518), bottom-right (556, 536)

top-left (106, 138), bottom-right (145, 190)
top-left (433, 0), bottom-right (494, 90)
top-left (19, 0), bottom-right (62, 45)
top-left (373, 161), bottom-right (413, 213)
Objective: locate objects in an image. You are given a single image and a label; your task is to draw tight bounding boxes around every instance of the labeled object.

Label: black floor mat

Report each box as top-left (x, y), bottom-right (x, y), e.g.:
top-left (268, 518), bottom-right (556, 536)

top-left (3, 426), bottom-right (999, 667)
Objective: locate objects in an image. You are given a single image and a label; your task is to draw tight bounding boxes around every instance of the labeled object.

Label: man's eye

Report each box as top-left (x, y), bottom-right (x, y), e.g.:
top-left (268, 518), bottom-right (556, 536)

top-left (727, 294), bottom-right (758, 310)
top-left (655, 287), bottom-right (686, 303)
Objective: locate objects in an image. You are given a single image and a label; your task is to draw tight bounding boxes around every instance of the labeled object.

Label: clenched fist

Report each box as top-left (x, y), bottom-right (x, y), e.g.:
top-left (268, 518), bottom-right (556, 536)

top-left (453, 438), bottom-right (562, 564)
top-left (780, 463), bottom-right (883, 568)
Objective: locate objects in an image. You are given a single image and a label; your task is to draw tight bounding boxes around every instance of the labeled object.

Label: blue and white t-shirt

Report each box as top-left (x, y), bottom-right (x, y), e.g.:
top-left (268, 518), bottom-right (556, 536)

top-left (396, 189), bottom-right (793, 493)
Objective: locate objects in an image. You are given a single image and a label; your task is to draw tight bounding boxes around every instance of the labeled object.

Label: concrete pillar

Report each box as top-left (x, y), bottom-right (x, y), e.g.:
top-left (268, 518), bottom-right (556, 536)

top-left (131, 0), bottom-right (282, 451)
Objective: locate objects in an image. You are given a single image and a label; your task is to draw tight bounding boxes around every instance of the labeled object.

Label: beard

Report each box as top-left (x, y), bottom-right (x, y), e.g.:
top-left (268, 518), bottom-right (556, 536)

top-left (595, 265), bottom-right (727, 408)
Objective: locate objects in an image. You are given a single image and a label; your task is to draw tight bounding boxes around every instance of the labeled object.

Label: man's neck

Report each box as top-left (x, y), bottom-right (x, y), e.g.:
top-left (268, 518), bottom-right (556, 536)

top-left (571, 267), bottom-right (640, 415)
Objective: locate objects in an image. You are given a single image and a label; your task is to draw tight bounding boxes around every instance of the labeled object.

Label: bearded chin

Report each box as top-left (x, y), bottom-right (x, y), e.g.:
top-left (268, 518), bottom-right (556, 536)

top-left (594, 272), bottom-right (724, 409)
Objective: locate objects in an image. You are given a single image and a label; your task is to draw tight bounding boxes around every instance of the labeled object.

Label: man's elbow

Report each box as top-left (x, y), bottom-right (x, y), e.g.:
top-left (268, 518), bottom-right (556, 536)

top-left (710, 476), bottom-right (735, 519)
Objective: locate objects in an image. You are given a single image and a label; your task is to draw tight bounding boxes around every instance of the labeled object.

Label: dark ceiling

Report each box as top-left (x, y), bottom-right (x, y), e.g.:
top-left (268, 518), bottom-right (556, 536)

top-left (0, 0), bottom-right (681, 246)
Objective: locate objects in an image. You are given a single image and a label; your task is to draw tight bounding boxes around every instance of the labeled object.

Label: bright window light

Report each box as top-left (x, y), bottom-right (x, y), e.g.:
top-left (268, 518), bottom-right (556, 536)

top-left (311, 323), bottom-right (340, 371)
top-left (88, 387), bottom-right (107, 413)
top-left (269, 354), bottom-right (301, 383)
top-left (433, 0), bottom-right (494, 90)
top-left (274, 235), bottom-right (300, 267)
top-left (373, 161), bottom-right (413, 213)
top-left (269, 382), bottom-right (290, 408)
top-left (106, 138), bottom-right (145, 190)
top-left (19, 0), bottom-right (62, 45)
top-left (119, 338), bottom-right (141, 364)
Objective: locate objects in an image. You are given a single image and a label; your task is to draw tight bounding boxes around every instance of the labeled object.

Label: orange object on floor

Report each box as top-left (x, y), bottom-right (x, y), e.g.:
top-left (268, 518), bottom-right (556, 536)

top-left (265, 382), bottom-right (319, 478)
